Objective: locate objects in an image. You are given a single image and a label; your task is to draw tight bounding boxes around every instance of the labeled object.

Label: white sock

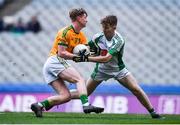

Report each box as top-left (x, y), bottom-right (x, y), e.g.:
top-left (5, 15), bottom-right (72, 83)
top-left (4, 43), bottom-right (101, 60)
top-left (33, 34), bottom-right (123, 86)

top-left (83, 102), bottom-right (90, 106)
top-left (38, 102), bottom-right (43, 107)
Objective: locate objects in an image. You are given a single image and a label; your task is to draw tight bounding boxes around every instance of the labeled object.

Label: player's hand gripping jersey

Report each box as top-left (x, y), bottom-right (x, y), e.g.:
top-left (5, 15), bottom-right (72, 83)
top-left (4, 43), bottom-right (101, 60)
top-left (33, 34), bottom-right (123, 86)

top-left (88, 31), bottom-right (126, 72)
top-left (49, 25), bottom-right (87, 57)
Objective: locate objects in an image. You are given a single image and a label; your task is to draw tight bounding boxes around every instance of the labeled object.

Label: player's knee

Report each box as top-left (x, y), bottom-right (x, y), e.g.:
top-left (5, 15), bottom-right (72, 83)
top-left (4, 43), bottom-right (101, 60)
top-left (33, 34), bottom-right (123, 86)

top-left (70, 79), bottom-right (78, 83)
top-left (71, 77), bottom-right (85, 84)
top-left (62, 93), bottom-right (71, 102)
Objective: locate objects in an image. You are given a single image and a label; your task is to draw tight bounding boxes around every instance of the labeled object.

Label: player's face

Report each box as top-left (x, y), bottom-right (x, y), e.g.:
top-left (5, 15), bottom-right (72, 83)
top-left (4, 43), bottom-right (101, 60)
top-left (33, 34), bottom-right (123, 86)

top-left (77, 14), bottom-right (88, 28)
top-left (102, 24), bottom-right (116, 40)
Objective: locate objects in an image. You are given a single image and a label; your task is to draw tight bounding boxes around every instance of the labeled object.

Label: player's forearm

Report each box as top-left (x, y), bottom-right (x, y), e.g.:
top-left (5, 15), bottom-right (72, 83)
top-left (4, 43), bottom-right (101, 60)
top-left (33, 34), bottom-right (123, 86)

top-left (88, 52), bottom-right (112, 63)
top-left (58, 51), bottom-right (74, 60)
top-left (88, 56), bottom-right (110, 63)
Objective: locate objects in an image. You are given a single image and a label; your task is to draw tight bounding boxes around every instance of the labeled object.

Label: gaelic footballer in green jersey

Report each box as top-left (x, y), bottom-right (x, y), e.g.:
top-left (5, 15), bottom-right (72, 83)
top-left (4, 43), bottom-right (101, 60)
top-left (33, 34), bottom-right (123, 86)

top-left (72, 15), bottom-right (164, 119)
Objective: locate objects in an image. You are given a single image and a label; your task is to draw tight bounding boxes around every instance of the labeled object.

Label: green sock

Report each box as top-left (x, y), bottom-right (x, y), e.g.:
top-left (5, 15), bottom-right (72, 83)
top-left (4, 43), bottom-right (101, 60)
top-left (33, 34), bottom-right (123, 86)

top-left (40, 100), bottom-right (50, 110)
top-left (80, 95), bottom-right (89, 106)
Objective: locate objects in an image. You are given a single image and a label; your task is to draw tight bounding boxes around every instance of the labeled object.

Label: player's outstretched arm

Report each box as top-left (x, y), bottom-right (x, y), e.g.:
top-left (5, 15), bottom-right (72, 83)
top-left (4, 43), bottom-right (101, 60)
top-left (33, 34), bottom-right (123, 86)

top-left (73, 52), bottom-right (112, 63)
top-left (88, 53), bottom-right (112, 63)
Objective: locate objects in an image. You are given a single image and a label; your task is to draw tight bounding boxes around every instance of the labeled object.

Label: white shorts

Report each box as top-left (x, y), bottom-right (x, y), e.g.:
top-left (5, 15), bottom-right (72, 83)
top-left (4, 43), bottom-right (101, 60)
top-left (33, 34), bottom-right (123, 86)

top-left (91, 67), bottom-right (131, 81)
top-left (43, 55), bottom-right (71, 84)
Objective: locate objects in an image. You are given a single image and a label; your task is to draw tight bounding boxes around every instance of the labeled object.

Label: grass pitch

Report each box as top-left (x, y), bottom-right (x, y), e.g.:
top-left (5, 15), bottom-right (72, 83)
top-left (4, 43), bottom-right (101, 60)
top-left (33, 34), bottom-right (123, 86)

top-left (0, 112), bottom-right (179, 124)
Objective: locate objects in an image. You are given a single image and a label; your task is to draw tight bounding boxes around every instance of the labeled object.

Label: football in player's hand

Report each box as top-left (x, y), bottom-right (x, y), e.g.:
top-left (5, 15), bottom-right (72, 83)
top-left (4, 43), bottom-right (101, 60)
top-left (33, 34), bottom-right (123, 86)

top-left (73, 44), bottom-right (90, 55)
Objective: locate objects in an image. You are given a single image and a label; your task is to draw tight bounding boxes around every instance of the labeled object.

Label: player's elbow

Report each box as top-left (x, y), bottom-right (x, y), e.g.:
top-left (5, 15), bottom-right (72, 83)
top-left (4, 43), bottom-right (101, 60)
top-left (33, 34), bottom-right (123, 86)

top-left (98, 57), bottom-right (111, 63)
top-left (101, 54), bottom-right (112, 62)
top-left (58, 51), bottom-right (66, 58)
top-left (102, 57), bottom-right (111, 62)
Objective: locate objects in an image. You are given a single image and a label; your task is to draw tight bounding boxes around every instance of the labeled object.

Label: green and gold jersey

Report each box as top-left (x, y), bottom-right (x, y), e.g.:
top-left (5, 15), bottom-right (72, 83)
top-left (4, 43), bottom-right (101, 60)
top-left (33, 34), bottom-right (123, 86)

top-left (49, 25), bottom-right (87, 56)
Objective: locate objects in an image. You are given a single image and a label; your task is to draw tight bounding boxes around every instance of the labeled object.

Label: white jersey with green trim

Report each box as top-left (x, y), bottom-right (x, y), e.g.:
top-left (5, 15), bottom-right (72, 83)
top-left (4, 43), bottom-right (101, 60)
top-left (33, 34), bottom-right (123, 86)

top-left (92, 31), bottom-right (126, 73)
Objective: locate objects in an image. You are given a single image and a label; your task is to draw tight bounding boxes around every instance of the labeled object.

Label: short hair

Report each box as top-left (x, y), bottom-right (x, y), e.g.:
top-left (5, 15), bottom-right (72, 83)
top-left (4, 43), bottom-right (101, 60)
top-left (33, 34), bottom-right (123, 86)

top-left (69, 8), bottom-right (88, 21)
top-left (101, 15), bottom-right (117, 26)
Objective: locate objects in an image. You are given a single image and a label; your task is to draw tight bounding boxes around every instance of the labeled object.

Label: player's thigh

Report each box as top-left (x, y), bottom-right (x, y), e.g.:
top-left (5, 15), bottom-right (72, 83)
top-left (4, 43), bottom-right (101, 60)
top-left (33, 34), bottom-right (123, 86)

top-left (59, 66), bottom-right (84, 83)
top-left (86, 77), bottom-right (102, 95)
top-left (50, 78), bottom-right (70, 95)
top-left (117, 73), bottom-right (140, 90)
top-left (43, 55), bottom-right (71, 84)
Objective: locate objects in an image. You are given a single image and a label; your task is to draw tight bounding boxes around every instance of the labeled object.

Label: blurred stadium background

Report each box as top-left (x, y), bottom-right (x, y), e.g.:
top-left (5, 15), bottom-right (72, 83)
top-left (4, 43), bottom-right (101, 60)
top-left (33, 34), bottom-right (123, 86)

top-left (0, 0), bottom-right (180, 114)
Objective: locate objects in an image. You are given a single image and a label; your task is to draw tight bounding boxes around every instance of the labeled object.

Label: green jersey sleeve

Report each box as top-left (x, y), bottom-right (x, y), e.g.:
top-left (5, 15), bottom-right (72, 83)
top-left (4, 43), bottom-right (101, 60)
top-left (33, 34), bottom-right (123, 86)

top-left (108, 34), bottom-right (125, 56)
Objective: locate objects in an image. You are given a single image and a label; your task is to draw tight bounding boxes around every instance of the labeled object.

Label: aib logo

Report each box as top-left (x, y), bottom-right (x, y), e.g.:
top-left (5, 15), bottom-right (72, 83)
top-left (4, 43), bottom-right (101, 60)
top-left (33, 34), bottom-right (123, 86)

top-left (158, 95), bottom-right (180, 114)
